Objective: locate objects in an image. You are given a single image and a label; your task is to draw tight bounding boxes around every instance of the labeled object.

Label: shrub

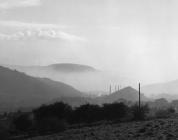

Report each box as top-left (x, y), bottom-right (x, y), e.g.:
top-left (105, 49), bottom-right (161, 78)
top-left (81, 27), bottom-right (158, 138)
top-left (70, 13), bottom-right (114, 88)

top-left (71, 104), bottom-right (101, 123)
top-left (131, 104), bottom-right (149, 120)
top-left (33, 102), bottom-right (71, 133)
top-left (155, 109), bottom-right (169, 118)
top-left (167, 107), bottom-right (175, 114)
top-left (102, 102), bottom-right (129, 121)
top-left (13, 113), bottom-right (33, 132)
top-left (155, 107), bottom-right (175, 118)
top-left (0, 123), bottom-right (10, 140)
top-left (33, 102), bottom-right (72, 121)
top-left (70, 102), bottom-right (129, 123)
top-left (36, 117), bottom-right (67, 133)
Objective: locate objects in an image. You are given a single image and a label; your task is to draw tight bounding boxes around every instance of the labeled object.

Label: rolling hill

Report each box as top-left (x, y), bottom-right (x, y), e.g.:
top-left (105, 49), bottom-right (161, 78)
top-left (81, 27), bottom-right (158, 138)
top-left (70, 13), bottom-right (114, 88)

top-left (0, 66), bottom-right (83, 112)
top-left (5, 63), bottom-right (132, 93)
top-left (48, 86), bottom-right (150, 107)
top-left (98, 86), bottom-right (149, 104)
top-left (48, 63), bottom-right (97, 73)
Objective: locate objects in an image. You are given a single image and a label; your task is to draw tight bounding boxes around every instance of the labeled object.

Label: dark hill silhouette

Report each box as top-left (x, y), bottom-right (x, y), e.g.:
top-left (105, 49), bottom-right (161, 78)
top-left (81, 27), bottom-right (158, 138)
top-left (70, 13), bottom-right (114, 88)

top-left (98, 86), bottom-right (149, 103)
top-left (0, 66), bottom-right (83, 112)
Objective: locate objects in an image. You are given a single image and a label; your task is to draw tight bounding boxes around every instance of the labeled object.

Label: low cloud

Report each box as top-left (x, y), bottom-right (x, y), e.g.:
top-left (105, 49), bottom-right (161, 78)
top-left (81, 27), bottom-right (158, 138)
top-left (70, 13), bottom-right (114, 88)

top-left (0, 30), bottom-right (86, 42)
top-left (0, 20), bottom-right (86, 42)
top-left (0, 20), bottom-right (65, 29)
top-left (0, 0), bottom-right (41, 9)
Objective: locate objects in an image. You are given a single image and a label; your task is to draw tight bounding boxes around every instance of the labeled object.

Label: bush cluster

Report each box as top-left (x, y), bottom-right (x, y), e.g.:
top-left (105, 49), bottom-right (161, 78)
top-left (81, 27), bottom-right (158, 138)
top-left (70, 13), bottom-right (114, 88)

top-left (155, 107), bottom-right (175, 118)
top-left (11, 102), bottom-right (150, 135)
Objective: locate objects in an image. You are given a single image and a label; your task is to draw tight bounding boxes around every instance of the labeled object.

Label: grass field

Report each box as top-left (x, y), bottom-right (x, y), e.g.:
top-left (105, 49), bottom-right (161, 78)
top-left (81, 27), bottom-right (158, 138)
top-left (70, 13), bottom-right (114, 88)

top-left (26, 117), bottom-right (178, 140)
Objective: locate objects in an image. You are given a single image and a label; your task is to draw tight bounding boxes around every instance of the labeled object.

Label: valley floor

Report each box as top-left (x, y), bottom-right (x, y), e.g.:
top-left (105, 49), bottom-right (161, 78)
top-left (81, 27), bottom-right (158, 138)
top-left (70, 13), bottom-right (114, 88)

top-left (26, 117), bottom-right (178, 140)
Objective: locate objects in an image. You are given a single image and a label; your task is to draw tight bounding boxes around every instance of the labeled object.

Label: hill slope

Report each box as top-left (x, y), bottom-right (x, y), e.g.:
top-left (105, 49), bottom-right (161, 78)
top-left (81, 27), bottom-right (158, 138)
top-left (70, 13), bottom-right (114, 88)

top-left (5, 63), bottom-right (133, 92)
top-left (99, 86), bottom-right (149, 103)
top-left (28, 117), bottom-right (178, 140)
top-left (0, 66), bottom-right (83, 112)
top-left (5, 63), bottom-right (97, 74)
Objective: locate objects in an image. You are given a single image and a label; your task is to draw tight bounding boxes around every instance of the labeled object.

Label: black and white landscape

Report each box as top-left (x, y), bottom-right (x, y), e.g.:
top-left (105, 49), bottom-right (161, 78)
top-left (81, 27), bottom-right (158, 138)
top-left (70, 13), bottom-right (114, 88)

top-left (1, 0), bottom-right (178, 140)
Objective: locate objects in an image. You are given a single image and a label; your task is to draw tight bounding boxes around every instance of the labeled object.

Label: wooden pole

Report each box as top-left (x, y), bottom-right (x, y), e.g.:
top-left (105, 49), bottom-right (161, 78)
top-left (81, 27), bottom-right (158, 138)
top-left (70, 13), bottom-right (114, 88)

top-left (139, 83), bottom-right (141, 110)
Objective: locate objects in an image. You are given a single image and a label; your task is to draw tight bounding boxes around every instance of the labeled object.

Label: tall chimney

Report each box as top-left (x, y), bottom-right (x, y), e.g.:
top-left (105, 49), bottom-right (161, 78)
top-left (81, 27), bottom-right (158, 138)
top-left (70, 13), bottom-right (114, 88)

top-left (109, 85), bottom-right (111, 94)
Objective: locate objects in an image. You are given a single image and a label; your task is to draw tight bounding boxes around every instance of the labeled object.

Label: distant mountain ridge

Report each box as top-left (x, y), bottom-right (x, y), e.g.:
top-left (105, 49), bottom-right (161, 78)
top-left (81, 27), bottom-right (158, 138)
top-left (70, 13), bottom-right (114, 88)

top-left (0, 66), bottom-right (151, 112)
top-left (142, 80), bottom-right (178, 100)
top-left (5, 63), bottom-right (97, 73)
top-left (48, 63), bottom-right (97, 73)
top-left (5, 63), bottom-right (129, 92)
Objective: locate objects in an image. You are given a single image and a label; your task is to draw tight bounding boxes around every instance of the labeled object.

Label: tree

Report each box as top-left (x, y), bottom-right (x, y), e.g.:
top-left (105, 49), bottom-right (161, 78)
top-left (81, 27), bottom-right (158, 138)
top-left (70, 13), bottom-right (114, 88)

top-left (0, 123), bottom-right (10, 140)
top-left (33, 102), bottom-right (72, 121)
top-left (36, 117), bottom-right (67, 133)
top-left (102, 102), bottom-right (129, 120)
top-left (71, 104), bottom-right (101, 123)
top-left (13, 113), bottom-right (33, 132)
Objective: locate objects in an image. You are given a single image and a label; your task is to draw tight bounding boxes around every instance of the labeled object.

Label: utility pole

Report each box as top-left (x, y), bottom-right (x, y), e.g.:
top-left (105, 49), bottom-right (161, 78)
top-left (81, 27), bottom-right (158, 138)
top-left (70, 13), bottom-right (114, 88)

top-left (139, 83), bottom-right (141, 110)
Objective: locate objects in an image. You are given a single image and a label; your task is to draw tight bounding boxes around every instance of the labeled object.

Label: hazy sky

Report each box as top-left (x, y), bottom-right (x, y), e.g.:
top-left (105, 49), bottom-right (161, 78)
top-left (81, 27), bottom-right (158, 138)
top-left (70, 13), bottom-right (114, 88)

top-left (1, 0), bottom-right (178, 84)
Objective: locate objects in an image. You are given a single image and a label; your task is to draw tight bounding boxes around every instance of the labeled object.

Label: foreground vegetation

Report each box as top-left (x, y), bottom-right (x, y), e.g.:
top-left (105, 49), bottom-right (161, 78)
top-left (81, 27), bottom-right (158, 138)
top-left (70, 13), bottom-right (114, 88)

top-left (0, 101), bottom-right (176, 140)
